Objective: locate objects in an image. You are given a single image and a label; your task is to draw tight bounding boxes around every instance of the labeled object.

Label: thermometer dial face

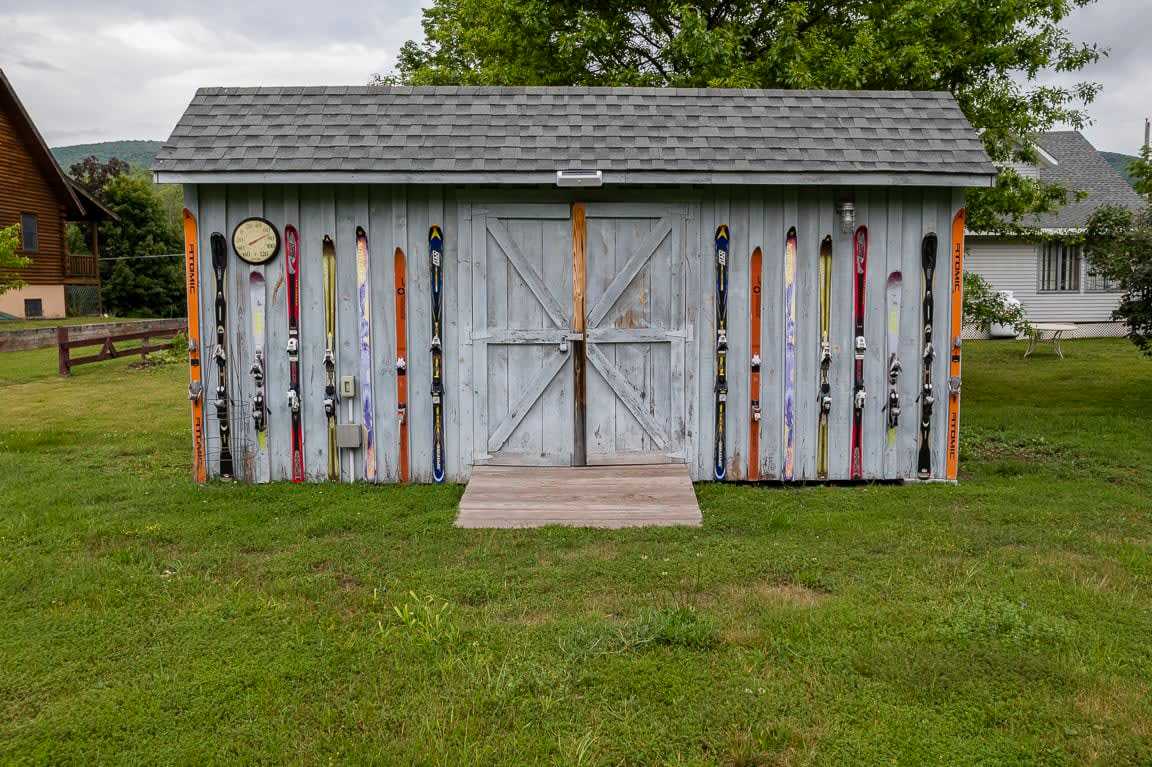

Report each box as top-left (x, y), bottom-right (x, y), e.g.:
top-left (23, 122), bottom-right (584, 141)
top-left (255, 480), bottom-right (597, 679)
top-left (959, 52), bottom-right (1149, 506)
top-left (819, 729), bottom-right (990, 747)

top-left (232, 218), bottom-right (281, 265)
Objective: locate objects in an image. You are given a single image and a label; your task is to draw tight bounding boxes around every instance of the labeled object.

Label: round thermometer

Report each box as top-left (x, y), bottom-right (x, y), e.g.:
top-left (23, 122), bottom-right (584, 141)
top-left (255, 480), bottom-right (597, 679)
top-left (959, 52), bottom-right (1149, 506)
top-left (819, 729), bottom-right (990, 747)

top-left (231, 217), bottom-right (281, 265)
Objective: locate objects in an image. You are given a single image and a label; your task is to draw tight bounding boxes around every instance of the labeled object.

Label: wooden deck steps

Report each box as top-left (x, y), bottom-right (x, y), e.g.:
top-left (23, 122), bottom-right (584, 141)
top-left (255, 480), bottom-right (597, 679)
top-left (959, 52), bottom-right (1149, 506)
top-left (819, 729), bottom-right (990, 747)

top-left (456, 464), bottom-right (702, 528)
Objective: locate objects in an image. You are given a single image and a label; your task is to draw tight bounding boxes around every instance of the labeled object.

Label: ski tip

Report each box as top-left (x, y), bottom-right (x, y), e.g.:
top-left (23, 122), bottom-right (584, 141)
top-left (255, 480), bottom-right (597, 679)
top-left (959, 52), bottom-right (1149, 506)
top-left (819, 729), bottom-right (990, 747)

top-left (786, 226), bottom-right (797, 240)
top-left (923, 232), bottom-right (938, 264)
top-left (356, 225), bottom-right (367, 239)
top-left (322, 233), bottom-right (333, 246)
top-left (820, 234), bottom-right (832, 251)
top-left (249, 271), bottom-right (265, 284)
top-left (854, 224), bottom-right (868, 241)
top-left (887, 270), bottom-right (902, 284)
top-left (429, 225), bottom-right (443, 240)
top-left (715, 224), bottom-right (729, 241)
top-left (209, 232), bottom-right (227, 267)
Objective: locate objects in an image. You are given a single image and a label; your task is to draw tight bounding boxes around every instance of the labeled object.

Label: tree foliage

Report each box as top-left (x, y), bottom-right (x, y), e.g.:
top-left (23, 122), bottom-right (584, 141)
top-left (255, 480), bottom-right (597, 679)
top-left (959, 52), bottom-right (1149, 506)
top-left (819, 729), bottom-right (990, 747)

top-left (0, 223), bottom-right (31, 296)
top-left (962, 270), bottom-right (1030, 335)
top-left (1128, 142), bottom-right (1152, 200)
top-left (98, 173), bottom-right (184, 318)
top-left (1084, 204), bottom-right (1152, 356)
top-left (68, 155), bottom-right (130, 197)
top-left (385, 0), bottom-right (1104, 232)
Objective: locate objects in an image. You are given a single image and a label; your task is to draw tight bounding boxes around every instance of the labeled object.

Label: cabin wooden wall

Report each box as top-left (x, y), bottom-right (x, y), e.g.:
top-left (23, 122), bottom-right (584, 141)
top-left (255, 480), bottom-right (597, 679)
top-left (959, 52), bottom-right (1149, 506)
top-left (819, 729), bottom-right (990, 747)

top-left (0, 105), bottom-right (67, 286)
top-left (187, 184), bottom-right (964, 483)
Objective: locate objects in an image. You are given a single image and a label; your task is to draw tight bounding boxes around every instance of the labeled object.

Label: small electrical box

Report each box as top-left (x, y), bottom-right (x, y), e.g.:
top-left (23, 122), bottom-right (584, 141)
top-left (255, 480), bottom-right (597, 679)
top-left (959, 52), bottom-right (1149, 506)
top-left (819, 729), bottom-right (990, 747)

top-left (335, 424), bottom-right (362, 448)
top-left (340, 375), bottom-right (357, 398)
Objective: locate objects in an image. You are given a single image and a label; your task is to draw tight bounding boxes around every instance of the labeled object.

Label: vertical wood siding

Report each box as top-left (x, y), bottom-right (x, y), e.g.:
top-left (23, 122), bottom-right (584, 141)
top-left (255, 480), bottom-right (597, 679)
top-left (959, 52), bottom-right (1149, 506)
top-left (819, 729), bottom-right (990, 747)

top-left (186, 184), bottom-right (963, 483)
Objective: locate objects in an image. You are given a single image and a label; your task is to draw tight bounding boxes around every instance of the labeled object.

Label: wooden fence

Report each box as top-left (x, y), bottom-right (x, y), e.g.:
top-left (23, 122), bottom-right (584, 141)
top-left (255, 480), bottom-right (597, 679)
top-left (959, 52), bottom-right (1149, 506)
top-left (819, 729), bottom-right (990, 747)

top-left (57, 319), bottom-right (185, 376)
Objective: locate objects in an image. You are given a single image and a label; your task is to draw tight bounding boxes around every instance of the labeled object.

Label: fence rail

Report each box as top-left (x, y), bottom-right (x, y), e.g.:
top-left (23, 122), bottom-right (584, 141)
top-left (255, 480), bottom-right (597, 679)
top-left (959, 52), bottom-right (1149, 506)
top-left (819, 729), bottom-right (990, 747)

top-left (57, 319), bottom-right (185, 376)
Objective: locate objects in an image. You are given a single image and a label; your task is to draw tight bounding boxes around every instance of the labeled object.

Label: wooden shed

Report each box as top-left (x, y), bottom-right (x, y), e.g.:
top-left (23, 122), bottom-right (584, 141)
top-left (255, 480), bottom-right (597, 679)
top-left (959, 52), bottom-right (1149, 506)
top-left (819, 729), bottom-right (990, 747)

top-left (155, 86), bottom-right (996, 485)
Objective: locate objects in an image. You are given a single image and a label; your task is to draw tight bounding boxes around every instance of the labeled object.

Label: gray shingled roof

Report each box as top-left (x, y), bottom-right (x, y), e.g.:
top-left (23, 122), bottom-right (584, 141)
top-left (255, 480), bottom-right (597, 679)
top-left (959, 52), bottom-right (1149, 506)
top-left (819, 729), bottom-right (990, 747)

top-left (1031, 131), bottom-right (1147, 229)
top-left (153, 86), bottom-right (994, 183)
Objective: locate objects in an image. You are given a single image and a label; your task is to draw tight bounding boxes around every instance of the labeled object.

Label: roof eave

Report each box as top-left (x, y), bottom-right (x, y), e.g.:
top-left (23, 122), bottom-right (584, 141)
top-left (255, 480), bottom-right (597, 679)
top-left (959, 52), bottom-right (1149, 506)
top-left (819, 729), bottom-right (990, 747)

top-left (154, 169), bottom-right (997, 188)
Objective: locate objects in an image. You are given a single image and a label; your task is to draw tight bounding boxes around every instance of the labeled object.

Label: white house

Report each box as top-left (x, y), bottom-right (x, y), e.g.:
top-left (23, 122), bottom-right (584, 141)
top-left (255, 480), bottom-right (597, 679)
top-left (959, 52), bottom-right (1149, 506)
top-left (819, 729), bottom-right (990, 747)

top-left (966, 131), bottom-right (1146, 337)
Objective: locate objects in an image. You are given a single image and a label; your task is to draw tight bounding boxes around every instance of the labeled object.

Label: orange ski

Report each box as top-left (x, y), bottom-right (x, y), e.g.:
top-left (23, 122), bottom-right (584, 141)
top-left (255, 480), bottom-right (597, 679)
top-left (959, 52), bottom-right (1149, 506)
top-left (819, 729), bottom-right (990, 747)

top-left (946, 208), bottom-right (966, 480)
top-left (748, 246), bottom-right (763, 480)
top-left (394, 247), bottom-right (410, 482)
top-left (182, 208), bottom-right (207, 483)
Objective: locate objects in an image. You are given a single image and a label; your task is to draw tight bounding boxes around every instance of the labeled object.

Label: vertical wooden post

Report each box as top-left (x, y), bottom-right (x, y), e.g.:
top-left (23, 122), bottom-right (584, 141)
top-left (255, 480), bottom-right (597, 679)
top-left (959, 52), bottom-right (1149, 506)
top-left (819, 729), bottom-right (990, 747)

top-left (57, 326), bottom-right (70, 376)
top-left (571, 202), bottom-right (588, 467)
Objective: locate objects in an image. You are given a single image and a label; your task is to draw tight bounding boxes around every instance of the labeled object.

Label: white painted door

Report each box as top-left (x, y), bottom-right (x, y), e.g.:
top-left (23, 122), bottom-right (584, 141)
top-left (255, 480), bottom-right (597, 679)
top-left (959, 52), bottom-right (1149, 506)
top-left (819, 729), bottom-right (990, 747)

top-left (471, 205), bottom-right (575, 466)
top-left (583, 203), bottom-right (691, 464)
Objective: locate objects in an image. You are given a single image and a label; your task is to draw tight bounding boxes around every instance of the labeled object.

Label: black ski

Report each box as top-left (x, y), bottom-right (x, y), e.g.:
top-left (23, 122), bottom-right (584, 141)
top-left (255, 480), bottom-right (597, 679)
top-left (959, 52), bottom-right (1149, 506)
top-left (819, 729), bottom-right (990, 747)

top-left (713, 225), bottom-right (729, 480)
top-left (918, 233), bottom-right (938, 479)
top-left (210, 232), bottom-right (233, 479)
top-left (429, 225), bottom-right (446, 483)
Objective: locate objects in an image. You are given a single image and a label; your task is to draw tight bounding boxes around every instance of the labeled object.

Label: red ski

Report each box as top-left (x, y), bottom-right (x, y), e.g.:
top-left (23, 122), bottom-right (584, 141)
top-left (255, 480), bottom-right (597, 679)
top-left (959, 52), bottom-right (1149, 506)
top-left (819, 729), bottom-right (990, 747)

top-left (285, 225), bottom-right (304, 482)
top-left (851, 226), bottom-right (868, 480)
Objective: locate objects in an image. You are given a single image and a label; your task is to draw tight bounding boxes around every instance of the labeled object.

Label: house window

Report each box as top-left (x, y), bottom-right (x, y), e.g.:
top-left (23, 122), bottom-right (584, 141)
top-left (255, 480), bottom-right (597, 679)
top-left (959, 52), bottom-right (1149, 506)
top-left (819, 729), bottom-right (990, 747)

top-left (24, 298), bottom-right (43, 318)
top-left (1039, 242), bottom-right (1081, 292)
top-left (1085, 267), bottom-right (1121, 292)
top-left (20, 213), bottom-right (38, 252)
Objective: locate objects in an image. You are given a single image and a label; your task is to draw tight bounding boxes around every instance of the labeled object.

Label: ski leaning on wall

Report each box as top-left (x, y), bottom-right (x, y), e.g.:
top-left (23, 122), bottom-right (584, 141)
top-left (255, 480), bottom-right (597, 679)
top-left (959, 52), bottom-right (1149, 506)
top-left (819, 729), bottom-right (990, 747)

top-left (429, 226), bottom-right (446, 484)
top-left (182, 209), bottom-right (207, 483)
top-left (747, 246), bottom-right (763, 481)
top-left (356, 227), bottom-right (378, 482)
top-left (816, 235), bottom-right (833, 480)
top-left (885, 271), bottom-right (903, 447)
top-left (322, 235), bottom-right (338, 481)
top-left (395, 247), bottom-right (410, 483)
top-left (850, 226), bottom-right (868, 480)
top-left (712, 225), bottom-right (730, 481)
top-left (782, 227), bottom-right (798, 480)
top-left (285, 225), bottom-right (304, 483)
top-left (918, 233), bottom-right (938, 479)
top-left (249, 272), bottom-right (267, 458)
top-left (946, 209), bottom-right (966, 480)
top-left (209, 232), bottom-right (233, 480)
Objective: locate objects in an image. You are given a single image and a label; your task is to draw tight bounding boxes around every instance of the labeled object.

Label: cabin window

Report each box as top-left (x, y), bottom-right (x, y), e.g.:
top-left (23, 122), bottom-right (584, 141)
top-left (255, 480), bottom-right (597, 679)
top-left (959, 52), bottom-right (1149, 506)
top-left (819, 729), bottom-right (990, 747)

top-left (20, 213), bottom-right (38, 252)
top-left (24, 298), bottom-right (43, 318)
top-left (1039, 242), bottom-right (1081, 292)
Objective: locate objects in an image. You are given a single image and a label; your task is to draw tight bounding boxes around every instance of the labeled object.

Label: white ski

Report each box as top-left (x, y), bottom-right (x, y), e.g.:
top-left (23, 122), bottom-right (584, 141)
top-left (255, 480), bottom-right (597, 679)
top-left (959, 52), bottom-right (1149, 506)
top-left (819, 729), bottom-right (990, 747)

top-left (885, 270), bottom-right (903, 447)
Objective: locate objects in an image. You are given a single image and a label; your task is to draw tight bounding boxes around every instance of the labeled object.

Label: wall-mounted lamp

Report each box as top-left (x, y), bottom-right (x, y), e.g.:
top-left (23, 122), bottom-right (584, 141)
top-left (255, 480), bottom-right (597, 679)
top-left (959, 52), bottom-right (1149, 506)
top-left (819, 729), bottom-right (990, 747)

top-left (836, 200), bottom-right (856, 234)
top-left (556, 169), bottom-right (603, 187)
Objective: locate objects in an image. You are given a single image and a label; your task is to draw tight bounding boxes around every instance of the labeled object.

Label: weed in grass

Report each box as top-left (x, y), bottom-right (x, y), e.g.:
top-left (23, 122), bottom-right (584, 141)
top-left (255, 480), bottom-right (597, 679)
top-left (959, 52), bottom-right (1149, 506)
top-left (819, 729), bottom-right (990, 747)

top-left (384, 591), bottom-right (461, 647)
top-left (938, 595), bottom-right (1073, 648)
top-left (560, 606), bottom-right (719, 660)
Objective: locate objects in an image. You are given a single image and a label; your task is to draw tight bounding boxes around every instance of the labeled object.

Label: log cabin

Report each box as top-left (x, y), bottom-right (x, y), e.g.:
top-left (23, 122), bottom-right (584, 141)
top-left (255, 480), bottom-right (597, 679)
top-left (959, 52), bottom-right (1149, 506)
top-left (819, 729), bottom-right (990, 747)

top-left (0, 68), bottom-right (115, 319)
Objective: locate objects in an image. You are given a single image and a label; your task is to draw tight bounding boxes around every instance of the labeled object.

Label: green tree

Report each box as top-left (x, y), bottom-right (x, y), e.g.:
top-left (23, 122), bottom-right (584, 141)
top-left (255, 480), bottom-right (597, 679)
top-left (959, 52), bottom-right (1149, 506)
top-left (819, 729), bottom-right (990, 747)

top-left (0, 223), bottom-right (30, 296)
top-left (386, 0), bottom-right (1103, 232)
top-left (68, 155), bottom-right (130, 196)
top-left (1084, 204), bottom-right (1152, 356)
top-left (98, 173), bottom-right (184, 317)
top-left (1128, 142), bottom-right (1152, 200)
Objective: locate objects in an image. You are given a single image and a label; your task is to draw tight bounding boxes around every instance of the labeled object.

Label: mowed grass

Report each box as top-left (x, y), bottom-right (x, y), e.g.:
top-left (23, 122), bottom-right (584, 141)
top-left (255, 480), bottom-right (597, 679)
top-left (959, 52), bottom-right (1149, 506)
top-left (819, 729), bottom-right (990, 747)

top-left (1, 340), bottom-right (1149, 765)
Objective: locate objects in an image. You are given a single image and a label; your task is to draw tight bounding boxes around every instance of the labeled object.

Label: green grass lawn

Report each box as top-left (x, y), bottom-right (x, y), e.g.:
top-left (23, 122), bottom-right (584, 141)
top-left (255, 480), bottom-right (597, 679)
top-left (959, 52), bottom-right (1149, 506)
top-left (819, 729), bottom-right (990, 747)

top-left (0, 316), bottom-right (143, 332)
top-left (1, 340), bottom-right (1149, 765)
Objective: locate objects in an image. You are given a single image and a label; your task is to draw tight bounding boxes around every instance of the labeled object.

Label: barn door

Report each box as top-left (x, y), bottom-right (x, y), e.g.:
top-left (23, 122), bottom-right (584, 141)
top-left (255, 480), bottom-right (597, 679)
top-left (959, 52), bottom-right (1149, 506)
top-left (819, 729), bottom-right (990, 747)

top-left (471, 205), bottom-right (575, 466)
top-left (583, 203), bottom-right (690, 464)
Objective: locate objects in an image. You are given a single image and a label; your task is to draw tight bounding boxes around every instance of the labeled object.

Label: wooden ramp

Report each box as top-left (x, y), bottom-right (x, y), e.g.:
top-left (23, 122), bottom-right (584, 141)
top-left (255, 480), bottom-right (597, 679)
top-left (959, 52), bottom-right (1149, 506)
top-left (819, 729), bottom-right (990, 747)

top-left (456, 464), bottom-right (702, 529)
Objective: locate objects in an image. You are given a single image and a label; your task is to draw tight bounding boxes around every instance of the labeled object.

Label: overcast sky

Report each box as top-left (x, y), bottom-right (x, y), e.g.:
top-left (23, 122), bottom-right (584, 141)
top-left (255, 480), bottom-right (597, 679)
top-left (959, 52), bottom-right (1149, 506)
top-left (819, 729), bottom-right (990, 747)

top-left (1, 0), bottom-right (1148, 154)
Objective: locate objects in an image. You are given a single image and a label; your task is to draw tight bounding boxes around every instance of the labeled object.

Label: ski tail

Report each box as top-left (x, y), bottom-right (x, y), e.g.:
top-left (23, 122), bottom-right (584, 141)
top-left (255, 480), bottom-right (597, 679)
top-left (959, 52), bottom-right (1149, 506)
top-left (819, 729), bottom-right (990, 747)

top-left (356, 226), bottom-right (377, 482)
top-left (713, 225), bottom-right (730, 480)
top-left (748, 246), bottom-right (762, 481)
top-left (816, 235), bottom-right (832, 480)
top-left (783, 227), bottom-right (798, 480)
top-left (918, 232), bottom-right (938, 480)
top-left (429, 226), bottom-right (446, 483)
top-left (285, 224), bottom-right (304, 483)
top-left (395, 246), bottom-right (410, 483)
top-left (183, 209), bottom-right (206, 484)
top-left (946, 208), bottom-right (966, 481)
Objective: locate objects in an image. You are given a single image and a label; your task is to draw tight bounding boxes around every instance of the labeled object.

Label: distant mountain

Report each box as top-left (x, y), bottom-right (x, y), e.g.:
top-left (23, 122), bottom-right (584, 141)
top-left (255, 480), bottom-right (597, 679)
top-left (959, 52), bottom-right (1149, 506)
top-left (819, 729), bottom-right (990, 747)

top-left (50, 140), bottom-right (164, 171)
top-left (1100, 151), bottom-right (1140, 188)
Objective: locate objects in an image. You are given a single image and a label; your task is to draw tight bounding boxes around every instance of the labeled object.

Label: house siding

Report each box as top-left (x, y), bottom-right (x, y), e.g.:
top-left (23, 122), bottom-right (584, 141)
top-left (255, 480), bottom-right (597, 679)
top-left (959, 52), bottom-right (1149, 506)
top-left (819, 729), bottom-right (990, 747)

top-left (0, 104), bottom-right (68, 287)
top-left (967, 237), bottom-right (1123, 324)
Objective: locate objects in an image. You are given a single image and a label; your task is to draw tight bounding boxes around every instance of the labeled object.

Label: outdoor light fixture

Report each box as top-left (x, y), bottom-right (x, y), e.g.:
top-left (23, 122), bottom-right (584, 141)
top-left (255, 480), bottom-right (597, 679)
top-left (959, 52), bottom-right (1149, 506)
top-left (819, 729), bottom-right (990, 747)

top-left (556, 169), bottom-right (603, 187)
top-left (836, 200), bottom-right (856, 234)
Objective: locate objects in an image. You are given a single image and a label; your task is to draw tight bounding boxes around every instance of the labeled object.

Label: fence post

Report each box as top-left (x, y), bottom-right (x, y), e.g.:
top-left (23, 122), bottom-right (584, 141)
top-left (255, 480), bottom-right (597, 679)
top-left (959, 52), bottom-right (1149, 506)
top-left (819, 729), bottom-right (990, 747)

top-left (57, 326), bottom-right (70, 376)
top-left (142, 332), bottom-right (150, 362)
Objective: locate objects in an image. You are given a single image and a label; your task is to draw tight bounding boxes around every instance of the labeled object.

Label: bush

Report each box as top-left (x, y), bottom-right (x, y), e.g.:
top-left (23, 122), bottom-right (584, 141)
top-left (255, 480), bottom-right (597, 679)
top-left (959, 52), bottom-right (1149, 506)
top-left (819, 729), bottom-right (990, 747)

top-left (963, 271), bottom-right (1031, 335)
